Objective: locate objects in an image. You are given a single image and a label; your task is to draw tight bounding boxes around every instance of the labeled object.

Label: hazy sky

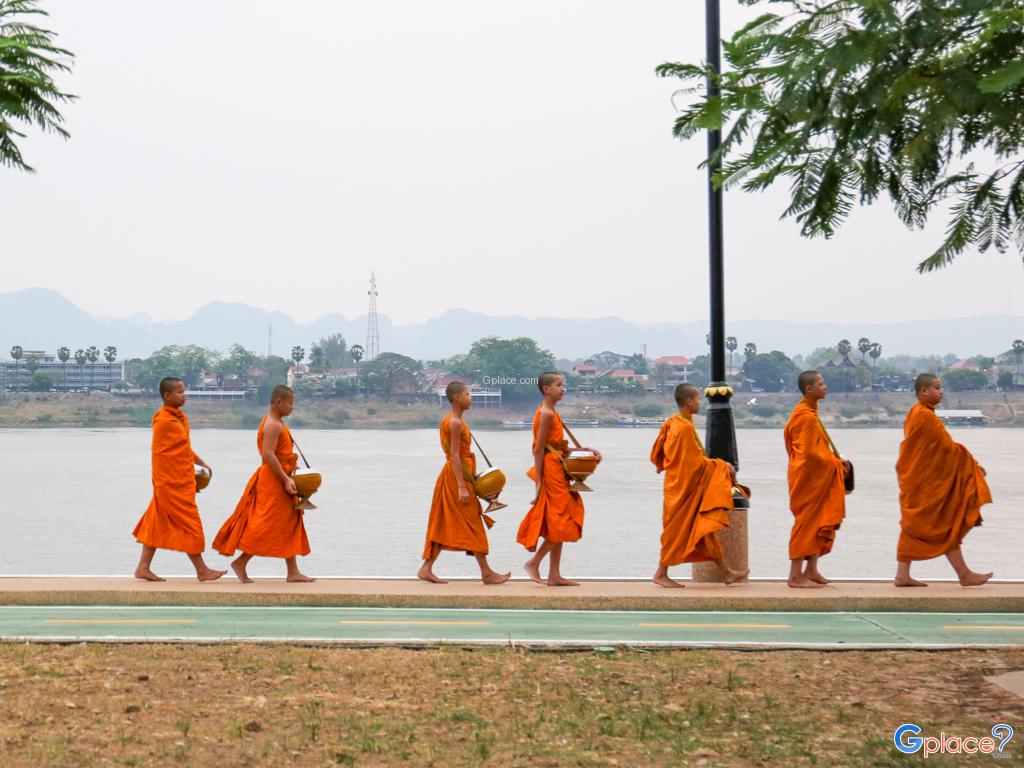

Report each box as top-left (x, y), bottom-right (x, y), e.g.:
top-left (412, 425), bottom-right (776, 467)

top-left (2, 0), bottom-right (1021, 326)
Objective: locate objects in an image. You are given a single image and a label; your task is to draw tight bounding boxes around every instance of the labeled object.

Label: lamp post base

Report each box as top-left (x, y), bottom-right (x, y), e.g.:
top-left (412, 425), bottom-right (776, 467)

top-left (692, 508), bottom-right (749, 583)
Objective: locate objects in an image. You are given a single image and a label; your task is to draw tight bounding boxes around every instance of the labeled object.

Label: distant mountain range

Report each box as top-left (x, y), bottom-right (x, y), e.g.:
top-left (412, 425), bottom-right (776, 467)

top-left (2, 288), bottom-right (1022, 361)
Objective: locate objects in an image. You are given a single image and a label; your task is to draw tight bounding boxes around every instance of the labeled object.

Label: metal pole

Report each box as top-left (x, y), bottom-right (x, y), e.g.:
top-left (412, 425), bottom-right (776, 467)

top-left (703, 0), bottom-right (741, 477)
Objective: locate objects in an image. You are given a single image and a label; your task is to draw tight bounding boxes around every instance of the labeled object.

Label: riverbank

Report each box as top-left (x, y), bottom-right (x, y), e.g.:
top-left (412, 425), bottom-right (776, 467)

top-left (1, 390), bottom-right (1022, 429)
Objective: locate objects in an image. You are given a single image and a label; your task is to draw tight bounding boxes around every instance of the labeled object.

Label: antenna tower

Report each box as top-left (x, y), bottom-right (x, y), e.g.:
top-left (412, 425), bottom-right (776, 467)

top-left (366, 271), bottom-right (380, 361)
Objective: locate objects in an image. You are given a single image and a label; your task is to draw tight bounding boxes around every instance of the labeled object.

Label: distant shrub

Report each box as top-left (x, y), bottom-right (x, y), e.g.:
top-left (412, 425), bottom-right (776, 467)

top-left (633, 403), bottom-right (666, 417)
top-left (35, 413), bottom-right (53, 424)
top-left (241, 412), bottom-right (263, 429)
top-left (366, 407), bottom-right (378, 416)
top-left (328, 408), bottom-right (350, 426)
top-left (128, 405), bottom-right (152, 426)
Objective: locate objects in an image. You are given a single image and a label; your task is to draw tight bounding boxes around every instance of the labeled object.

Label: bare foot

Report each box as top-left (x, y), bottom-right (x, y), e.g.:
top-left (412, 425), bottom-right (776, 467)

top-left (524, 560), bottom-right (543, 584)
top-left (959, 570), bottom-right (993, 587)
top-left (482, 571), bottom-right (511, 585)
top-left (806, 571), bottom-right (831, 585)
top-left (134, 568), bottom-right (165, 582)
top-left (787, 576), bottom-right (824, 589)
top-left (723, 569), bottom-right (749, 585)
top-left (231, 559), bottom-right (254, 584)
top-left (197, 568), bottom-right (226, 582)
top-left (287, 573), bottom-right (316, 583)
top-left (894, 576), bottom-right (928, 587)
top-left (546, 577), bottom-right (580, 587)
top-left (652, 574), bottom-right (685, 588)
top-left (417, 564), bottom-right (447, 584)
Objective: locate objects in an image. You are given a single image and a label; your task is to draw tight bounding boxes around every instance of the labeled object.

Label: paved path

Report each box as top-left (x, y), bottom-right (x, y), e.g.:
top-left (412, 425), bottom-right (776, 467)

top-left (3, 605), bottom-right (1024, 649)
top-left (1, 577), bottom-right (1020, 613)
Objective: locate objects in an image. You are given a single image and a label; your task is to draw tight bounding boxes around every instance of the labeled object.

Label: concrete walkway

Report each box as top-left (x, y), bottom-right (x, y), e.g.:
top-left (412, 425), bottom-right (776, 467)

top-left (1, 577), bottom-right (1021, 612)
top-left (2, 604), bottom-right (1023, 649)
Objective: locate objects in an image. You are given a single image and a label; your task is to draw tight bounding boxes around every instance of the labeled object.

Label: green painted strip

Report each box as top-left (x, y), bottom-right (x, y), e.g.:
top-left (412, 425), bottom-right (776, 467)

top-left (0, 606), bottom-right (1020, 648)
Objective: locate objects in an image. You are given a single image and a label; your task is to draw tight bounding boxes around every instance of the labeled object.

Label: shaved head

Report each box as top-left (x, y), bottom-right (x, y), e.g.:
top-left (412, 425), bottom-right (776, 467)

top-left (158, 377), bottom-right (182, 397)
top-left (538, 371), bottom-right (561, 393)
top-left (674, 383), bottom-right (701, 405)
top-left (445, 381), bottom-right (467, 402)
top-left (271, 384), bottom-right (294, 402)
top-left (915, 373), bottom-right (939, 394)
top-left (797, 370), bottom-right (821, 395)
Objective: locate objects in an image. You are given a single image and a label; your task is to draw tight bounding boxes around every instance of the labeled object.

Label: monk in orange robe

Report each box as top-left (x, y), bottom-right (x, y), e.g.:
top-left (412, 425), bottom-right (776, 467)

top-left (213, 385), bottom-right (314, 583)
top-left (783, 371), bottom-right (850, 589)
top-left (895, 374), bottom-right (992, 587)
top-left (132, 377), bottom-right (226, 582)
top-left (651, 383), bottom-right (749, 588)
top-left (417, 382), bottom-right (510, 584)
top-left (517, 372), bottom-right (601, 586)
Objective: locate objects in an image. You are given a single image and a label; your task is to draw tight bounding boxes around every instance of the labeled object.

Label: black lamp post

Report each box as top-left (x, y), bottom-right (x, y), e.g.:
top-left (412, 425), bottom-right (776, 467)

top-left (702, 0), bottom-right (743, 502)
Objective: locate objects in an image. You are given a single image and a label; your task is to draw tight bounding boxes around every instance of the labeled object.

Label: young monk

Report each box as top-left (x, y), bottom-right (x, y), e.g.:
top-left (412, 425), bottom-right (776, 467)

top-left (651, 383), bottom-right (749, 588)
top-left (783, 371), bottom-right (850, 589)
top-left (417, 382), bottom-right (511, 585)
top-left (132, 377), bottom-right (226, 582)
top-left (517, 372), bottom-right (601, 586)
top-left (213, 385), bottom-right (314, 583)
top-left (895, 374), bottom-right (993, 587)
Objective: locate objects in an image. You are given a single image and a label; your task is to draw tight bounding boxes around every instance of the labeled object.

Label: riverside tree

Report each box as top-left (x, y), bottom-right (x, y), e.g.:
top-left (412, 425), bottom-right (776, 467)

top-left (658, 1), bottom-right (1024, 272)
top-left (0, 0), bottom-right (74, 172)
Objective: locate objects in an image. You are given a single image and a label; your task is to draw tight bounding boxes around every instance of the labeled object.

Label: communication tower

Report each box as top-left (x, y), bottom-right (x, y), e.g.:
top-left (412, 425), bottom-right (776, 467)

top-left (366, 271), bottom-right (380, 361)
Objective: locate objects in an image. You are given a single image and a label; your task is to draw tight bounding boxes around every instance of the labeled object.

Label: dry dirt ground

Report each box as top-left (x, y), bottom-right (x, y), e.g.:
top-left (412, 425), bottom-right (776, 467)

top-left (1, 644), bottom-right (1022, 767)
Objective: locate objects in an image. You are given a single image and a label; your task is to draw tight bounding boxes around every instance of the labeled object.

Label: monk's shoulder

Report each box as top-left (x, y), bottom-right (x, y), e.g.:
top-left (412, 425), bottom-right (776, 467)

top-left (152, 407), bottom-right (178, 431)
top-left (905, 402), bottom-right (936, 429)
top-left (785, 403), bottom-right (812, 430)
top-left (673, 415), bottom-right (696, 437)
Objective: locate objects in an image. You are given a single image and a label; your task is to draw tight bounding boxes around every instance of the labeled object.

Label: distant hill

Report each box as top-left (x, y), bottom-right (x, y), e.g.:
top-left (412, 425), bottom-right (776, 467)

top-left (2, 288), bottom-right (1022, 360)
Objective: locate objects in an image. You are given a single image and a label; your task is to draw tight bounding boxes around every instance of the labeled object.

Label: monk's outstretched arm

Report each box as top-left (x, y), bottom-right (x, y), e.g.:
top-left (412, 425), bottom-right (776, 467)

top-left (261, 420), bottom-right (297, 496)
top-left (531, 409), bottom-right (553, 503)
top-left (448, 417), bottom-right (470, 503)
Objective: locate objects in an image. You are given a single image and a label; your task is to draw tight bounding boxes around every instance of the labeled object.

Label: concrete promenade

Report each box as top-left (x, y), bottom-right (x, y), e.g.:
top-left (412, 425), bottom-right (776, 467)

top-left (1, 577), bottom-right (1022, 613)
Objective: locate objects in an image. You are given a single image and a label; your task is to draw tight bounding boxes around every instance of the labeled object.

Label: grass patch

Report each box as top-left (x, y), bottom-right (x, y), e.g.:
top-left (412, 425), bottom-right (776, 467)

top-left (0, 645), bottom-right (1020, 766)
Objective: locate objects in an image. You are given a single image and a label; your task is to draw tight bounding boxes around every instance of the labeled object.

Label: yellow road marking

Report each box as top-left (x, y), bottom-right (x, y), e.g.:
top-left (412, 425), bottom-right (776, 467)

top-left (943, 625), bottom-right (1024, 631)
top-left (340, 620), bottom-right (491, 626)
top-left (44, 619), bottom-right (196, 624)
top-left (640, 622), bottom-right (791, 629)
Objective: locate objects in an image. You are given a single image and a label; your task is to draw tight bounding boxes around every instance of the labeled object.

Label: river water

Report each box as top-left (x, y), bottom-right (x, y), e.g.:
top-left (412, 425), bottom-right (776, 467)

top-left (1, 426), bottom-right (1020, 580)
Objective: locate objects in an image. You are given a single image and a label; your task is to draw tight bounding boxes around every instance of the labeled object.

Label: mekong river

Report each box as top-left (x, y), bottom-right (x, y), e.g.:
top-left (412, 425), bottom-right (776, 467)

top-left (2, 427), bottom-right (1020, 581)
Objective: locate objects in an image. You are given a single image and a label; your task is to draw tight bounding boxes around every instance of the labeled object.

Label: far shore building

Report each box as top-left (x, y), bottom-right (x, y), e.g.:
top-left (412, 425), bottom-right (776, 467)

top-left (653, 355), bottom-right (692, 387)
top-left (824, 355), bottom-right (857, 369)
top-left (287, 363), bottom-right (309, 388)
top-left (427, 370), bottom-right (502, 409)
top-left (599, 368), bottom-right (641, 386)
top-left (573, 363), bottom-right (598, 381)
top-left (0, 350), bottom-right (125, 391)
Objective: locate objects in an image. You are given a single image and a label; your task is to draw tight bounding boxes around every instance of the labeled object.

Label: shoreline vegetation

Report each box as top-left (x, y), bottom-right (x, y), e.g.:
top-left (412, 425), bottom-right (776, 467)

top-left (3, 391), bottom-right (1023, 430)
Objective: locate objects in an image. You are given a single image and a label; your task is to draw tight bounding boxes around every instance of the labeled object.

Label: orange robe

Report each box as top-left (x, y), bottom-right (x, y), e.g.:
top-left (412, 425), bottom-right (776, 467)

top-left (517, 408), bottom-right (584, 551)
top-left (784, 397), bottom-right (846, 560)
top-left (213, 417), bottom-right (310, 559)
top-left (651, 413), bottom-right (734, 566)
top-left (421, 414), bottom-right (492, 560)
top-left (896, 402), bottom-right (991, 562)
top-left (132, 405), bottom-right (205, 554)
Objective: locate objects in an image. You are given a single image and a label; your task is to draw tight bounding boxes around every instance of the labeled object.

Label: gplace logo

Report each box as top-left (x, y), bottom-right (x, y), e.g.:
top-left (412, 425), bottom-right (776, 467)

top-left (894, 723), bottom-right (1014, 758)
